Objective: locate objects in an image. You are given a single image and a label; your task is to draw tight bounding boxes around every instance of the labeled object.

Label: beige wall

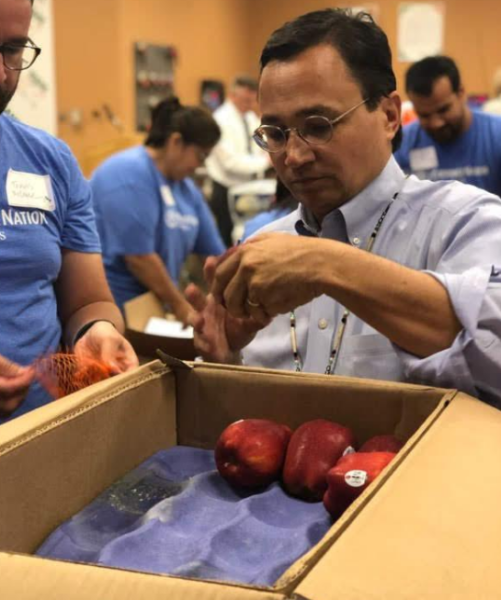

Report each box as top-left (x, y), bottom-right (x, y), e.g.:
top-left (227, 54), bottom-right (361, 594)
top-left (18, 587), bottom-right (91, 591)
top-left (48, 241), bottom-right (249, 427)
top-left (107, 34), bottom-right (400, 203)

top-left (118, 0), bottom-right (255, 131)
top-left (53, 0), bottom-right (122, 164)
top-left (53, 0), bottom-right (501, 169)
top-left (54, 0), bottom-right (254, 170)
top-left (247, 0), bottom-right (501, 99)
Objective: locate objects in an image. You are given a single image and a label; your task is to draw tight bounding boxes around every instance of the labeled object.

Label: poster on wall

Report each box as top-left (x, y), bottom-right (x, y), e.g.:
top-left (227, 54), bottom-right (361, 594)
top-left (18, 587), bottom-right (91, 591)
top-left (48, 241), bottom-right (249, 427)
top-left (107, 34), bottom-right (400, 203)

top-left (397, 2), bottom-right (445, 63)
top-left (8, 0), bottom-right (57, 135)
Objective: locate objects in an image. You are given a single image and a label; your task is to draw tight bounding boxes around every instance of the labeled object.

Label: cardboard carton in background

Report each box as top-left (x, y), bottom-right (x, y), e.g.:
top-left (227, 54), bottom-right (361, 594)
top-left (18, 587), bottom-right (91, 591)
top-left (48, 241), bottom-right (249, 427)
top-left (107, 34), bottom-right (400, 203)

top-left (123, 292), bottom-right (196, 362)
top-left (1, 358), bottom-right (501, 599)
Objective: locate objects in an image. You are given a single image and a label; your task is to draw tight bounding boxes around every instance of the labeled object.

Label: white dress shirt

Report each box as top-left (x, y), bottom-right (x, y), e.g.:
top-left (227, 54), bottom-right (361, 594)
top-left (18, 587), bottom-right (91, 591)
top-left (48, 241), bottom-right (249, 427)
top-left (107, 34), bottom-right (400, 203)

top-left (206, 100), bottom-right (270, 188)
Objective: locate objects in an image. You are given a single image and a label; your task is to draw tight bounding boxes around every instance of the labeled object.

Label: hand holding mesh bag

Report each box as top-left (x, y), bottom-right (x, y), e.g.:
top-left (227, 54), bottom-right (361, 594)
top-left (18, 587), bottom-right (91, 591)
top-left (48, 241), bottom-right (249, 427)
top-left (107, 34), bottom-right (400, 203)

top-left (34, 353), bottom-right (114, 399)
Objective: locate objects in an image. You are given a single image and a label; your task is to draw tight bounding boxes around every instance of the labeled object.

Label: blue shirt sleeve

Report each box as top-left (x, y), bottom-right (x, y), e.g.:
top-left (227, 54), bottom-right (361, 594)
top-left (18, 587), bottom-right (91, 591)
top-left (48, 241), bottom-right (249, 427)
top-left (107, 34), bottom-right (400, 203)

top-left (60, 147), bottom-right (101, 253)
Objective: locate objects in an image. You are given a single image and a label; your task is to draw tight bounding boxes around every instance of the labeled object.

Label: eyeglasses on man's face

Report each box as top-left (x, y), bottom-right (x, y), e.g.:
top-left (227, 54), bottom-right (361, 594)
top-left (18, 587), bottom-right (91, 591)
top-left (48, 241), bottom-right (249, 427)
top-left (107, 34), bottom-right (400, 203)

top-left (0, 40), bottom-right (42, 71)
top-left (253, 98), bottom-right (369, 153)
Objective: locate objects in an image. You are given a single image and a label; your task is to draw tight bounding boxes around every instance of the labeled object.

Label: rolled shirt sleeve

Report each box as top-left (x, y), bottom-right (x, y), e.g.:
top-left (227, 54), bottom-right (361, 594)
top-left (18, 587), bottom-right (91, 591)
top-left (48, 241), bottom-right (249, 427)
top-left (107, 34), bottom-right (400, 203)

top-left (395, 266), bottom-right (501, 406)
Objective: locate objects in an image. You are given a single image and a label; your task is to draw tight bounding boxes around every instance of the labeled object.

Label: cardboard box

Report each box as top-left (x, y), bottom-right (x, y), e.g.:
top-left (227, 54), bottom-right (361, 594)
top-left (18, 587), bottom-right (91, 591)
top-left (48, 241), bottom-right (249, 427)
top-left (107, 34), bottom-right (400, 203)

top-left (123, 292), bottom-right (196, 362)
top-left (1, 357), bottom-right (501, 599)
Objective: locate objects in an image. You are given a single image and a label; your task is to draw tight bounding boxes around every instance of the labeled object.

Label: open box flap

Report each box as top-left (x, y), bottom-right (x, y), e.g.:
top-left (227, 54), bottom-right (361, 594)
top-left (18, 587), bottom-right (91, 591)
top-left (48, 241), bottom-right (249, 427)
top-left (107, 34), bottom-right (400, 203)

top-left (0, 553), bottom-right (284, 600)
top-left (124, 292), bottom-right (165, 330)
top-left (293, 392), bottom-right (501, 600)
top-left (0, 361), bottom-right (169, 451)
top-left (124, 293), bottom-right (196, 361)
top-left (170, 363), bottom-right (451, 450)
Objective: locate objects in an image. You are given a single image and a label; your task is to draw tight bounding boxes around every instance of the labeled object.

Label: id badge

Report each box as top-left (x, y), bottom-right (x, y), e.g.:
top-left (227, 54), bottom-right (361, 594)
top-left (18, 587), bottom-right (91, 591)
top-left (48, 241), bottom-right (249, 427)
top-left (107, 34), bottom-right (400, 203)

top-left (6, 169), bottom-right (56, 211)
top-left (409, 147), bottom-right (439, 171)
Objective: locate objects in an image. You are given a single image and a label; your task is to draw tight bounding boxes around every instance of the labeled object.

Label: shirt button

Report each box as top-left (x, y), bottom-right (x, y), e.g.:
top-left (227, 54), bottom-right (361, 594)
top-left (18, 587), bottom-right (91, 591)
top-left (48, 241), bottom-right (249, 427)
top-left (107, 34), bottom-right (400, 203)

top-left (352, 237), bottom-right (361, 246)
top-left (318, 318), bottom-right (328, 330)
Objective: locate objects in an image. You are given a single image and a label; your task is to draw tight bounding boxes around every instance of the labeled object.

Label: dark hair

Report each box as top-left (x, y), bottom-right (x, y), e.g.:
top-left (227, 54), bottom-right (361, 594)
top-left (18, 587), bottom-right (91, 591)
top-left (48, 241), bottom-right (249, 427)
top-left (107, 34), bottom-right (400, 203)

top-left (145, 96), bottom-right (220, 149)
top-left (260, 8), bottom-right (401, 150)
top-left (233, 75), bottom-right (258, 92)
top-left (405, 56), bottom-right (461, 96)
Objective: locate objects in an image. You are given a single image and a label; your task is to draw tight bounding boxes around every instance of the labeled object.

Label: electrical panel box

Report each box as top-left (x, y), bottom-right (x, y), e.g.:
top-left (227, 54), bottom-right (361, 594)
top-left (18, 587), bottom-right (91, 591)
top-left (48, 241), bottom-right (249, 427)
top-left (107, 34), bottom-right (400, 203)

top-left (134, 42), bottom-right (177, 132)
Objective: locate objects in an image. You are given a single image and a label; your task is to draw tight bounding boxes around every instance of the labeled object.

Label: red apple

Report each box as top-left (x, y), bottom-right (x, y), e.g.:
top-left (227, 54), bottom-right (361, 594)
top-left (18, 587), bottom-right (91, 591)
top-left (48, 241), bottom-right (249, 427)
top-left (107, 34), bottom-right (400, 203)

top-left (359, 434), bottom-right (404, 453)
top-left (323, 451), bottom-right (396, 519)
top-left (215, 418), bottom-right (292, 489)
top-left (282, 419), bottom-right (356, 501)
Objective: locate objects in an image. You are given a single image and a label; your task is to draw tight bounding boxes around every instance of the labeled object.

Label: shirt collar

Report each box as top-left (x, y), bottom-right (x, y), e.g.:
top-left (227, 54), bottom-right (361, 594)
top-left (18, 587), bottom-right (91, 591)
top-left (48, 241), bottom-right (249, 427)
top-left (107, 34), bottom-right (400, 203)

top-left (295, 157), bottom-right (406, 246)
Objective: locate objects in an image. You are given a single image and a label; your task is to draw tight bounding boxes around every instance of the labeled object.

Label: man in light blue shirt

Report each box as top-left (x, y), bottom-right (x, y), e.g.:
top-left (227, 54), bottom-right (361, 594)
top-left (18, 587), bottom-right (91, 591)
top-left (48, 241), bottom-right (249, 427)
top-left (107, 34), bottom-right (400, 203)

top-left (186, 8), bottom-right (501, 407)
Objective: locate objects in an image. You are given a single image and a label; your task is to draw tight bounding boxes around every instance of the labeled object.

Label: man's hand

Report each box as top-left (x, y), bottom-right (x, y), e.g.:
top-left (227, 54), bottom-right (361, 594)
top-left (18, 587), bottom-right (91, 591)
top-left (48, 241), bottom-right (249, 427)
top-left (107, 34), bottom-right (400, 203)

top-left (185, 283), bottom-right (266, 364)
top-left (211, 233), bottom-right (323, 320)
top-left (74, 321), bottom-right (139, 374)
top-left (0, 354), bottom-right (35, 418)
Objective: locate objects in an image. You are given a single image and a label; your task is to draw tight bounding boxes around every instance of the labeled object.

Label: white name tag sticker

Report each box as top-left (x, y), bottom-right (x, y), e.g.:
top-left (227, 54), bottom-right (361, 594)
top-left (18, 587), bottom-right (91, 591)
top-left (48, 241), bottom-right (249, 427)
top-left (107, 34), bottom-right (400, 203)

top-left (6, 169), bottom-right (56, 211)
top-left (409, 146), bottom-right (439, 171)
top-left (160, 185), bottom-right (176, 207)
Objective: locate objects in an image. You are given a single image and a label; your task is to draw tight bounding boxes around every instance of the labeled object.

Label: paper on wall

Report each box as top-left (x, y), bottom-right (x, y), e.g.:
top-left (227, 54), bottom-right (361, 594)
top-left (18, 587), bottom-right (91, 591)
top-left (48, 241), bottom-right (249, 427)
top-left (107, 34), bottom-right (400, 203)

top-left (397, 2), bottom-right (445, 63)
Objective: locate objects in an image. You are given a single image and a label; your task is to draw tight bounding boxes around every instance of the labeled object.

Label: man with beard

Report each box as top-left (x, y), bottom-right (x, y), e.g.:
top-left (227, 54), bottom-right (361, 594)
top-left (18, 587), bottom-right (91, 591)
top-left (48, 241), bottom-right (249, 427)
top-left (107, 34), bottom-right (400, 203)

top-left (395, 56), bottom-right (501, 196)
top-left (0, 0), bottom-right (138, 424)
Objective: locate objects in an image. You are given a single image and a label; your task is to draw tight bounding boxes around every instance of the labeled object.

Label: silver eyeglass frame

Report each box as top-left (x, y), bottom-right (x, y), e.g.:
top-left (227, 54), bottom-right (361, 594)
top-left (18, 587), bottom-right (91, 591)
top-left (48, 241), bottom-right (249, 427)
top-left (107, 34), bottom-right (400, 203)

top-left (253, 98), bottom-right (369, 153)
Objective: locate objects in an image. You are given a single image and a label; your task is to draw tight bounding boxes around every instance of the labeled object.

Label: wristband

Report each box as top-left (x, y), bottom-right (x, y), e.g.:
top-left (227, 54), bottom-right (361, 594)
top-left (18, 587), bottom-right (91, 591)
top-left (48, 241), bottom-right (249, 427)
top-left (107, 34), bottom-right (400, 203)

top-left (72, 319), bottom-right (116, 347)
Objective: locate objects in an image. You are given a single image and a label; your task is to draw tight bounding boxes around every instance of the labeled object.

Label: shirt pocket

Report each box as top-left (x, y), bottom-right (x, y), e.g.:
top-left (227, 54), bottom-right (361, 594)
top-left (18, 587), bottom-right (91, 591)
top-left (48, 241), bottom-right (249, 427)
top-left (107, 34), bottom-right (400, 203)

top-left (336, 333), bottom-right (405, 382)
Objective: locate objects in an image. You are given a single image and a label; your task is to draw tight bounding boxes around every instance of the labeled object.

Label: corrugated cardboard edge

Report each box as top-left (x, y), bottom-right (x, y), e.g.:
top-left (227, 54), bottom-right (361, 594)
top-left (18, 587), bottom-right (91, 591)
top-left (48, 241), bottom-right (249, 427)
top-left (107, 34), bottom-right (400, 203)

top-left (271, 388), bottom-right (458, 596)
top-left (160, 356), bottom-right (456, 393)
top-left (0, 552), bottom-right (284, 600)
top-left (0, 360), bottom-right (170, 456)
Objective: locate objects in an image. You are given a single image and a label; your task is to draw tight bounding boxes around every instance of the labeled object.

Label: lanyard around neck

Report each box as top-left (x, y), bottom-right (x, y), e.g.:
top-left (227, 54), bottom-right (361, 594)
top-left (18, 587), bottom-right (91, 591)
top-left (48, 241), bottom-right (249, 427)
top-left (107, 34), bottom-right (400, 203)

top-left (289, 179), bottom-right (406, 375)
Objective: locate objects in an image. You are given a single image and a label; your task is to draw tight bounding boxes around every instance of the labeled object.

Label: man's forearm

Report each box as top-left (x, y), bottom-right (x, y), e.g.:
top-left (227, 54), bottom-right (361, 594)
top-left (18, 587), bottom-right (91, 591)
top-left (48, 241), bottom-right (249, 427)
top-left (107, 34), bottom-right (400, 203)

top-left (315, 240), bottom-right (462, 357)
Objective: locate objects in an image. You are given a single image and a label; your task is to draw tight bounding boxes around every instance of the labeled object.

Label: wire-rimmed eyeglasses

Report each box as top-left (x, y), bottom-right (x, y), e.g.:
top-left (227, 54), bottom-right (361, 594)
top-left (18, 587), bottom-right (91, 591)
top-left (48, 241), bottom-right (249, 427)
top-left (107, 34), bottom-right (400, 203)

top-left (0, 40), bottom-right (42, 71)
top-left (253, 98), bottom-right (368, 153)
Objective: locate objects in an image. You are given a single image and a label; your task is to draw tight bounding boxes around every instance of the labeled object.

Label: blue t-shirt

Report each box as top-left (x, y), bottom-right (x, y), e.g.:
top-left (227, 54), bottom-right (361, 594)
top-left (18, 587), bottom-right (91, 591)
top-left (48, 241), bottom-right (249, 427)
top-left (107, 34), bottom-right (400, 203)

top-left (394, 111), bottom-right (501, 197)
top-left (242, 207), bottom-right (293, 240)
top-left (0, 114), bottom-right (101, 423)
top-left (91, 146), bottom-right (225, 309)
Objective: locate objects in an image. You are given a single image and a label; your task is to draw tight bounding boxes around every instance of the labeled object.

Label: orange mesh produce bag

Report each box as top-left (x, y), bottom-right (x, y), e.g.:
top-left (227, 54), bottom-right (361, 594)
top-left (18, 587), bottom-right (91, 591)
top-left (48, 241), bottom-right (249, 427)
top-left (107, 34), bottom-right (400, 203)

top-left (35, 353), bottom-right (114, 399)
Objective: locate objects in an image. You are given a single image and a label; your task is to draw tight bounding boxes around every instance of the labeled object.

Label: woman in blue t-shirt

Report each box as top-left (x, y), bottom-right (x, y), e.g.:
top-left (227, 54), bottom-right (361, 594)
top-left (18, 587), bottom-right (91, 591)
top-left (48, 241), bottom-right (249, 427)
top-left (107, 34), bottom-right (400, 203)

top-left (91, 98), bottom-right (225, 323)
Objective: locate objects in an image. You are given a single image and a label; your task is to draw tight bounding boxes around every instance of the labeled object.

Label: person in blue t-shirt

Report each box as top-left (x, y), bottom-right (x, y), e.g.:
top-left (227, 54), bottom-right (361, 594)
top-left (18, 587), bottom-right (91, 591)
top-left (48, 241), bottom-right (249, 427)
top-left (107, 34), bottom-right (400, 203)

top-left (91, 97), bottom-right (225, 323)
top-left (0, 0), bottom-right (138, 424)
top-left (394, 55), bottom-right (501, 197)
